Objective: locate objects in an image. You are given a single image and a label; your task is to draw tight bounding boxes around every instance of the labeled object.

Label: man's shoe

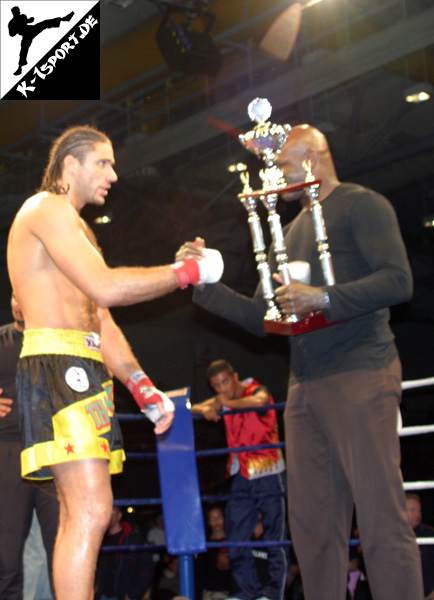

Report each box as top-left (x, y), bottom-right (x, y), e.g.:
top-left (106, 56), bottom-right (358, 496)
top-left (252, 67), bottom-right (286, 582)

top-left (14, 67), bottom-right (22, 76)
top-left (63, 12), bottom-right (74, 22)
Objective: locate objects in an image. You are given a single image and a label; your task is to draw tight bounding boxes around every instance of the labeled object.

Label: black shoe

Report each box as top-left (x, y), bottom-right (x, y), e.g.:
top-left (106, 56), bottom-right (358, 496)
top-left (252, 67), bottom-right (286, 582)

top-left (63, 11), bottom-right (74, 22)
top-left (14, 67), bottom-right (22, 76)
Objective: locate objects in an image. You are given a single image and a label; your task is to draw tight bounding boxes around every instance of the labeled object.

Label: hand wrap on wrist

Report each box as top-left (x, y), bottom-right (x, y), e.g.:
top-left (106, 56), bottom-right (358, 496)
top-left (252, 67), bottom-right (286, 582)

top-left (171, 259), bottom-right (200, 289)
top-left (171, 248), bottom-right (224, 290)
top-left (126, 370), bottom-right (161, 409)
top-left (126, 370), bottom-right (175, 423)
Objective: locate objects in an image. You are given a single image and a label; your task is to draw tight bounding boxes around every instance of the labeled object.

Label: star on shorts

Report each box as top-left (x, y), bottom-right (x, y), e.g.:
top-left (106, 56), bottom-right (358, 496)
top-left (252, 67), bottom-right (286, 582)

top-left (64, 442), bottom-right (75, 455)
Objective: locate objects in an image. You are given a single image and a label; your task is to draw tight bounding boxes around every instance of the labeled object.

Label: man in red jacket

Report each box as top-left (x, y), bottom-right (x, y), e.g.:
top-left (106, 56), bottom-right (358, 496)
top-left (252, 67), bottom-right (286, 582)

top-left (192, 360), bottom-right (287, 600)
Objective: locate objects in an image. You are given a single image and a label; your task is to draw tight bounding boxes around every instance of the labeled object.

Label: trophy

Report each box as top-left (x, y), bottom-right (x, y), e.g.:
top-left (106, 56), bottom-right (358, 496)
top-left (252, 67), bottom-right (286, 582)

top-left (236, 98), bottom-right (336, 336)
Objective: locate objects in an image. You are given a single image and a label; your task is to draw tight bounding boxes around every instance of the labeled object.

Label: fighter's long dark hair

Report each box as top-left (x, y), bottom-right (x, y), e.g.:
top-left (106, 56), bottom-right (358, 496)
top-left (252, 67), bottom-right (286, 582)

top-left (38, 125), bottom-right (110, 194)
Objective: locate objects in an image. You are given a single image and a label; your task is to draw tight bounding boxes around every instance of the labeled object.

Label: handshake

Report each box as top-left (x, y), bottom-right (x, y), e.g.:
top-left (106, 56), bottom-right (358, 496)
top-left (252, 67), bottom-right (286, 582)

top-left (171, 238), bottom-right (224, 289)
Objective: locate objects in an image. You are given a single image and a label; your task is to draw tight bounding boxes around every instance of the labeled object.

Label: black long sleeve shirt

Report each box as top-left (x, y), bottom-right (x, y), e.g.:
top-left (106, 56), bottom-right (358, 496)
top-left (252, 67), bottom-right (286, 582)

top-left (194, 183), bottom-right (412, 384)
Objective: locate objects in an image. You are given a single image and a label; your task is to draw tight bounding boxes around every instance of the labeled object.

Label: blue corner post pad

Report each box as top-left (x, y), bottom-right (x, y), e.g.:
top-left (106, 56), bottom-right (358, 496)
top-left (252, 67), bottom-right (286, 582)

top-left (156, 387), bottom-right (207, 555)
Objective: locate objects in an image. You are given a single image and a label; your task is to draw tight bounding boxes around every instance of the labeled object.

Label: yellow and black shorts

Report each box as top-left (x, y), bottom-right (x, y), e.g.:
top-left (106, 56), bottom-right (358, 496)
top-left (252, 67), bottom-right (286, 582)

top-left (17, 328), bottom-right (126, 480)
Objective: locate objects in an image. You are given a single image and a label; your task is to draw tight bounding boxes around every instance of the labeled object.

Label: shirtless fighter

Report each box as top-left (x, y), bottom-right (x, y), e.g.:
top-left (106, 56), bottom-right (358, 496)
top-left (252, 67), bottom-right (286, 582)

top-left (7, 125), bottom-right (223, 600)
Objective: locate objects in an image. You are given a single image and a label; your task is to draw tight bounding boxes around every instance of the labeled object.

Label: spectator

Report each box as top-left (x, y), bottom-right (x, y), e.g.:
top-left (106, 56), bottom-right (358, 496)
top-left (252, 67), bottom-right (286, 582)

top-left (406, 493), bottom-right (434, 599)
top-left (192, 359), bottom-right (288, 600)
top-left (95, 505), bottom-right (155, 600)
top-left (346, 546), bottom-right (371, 600)
top-left (153, 554), bottom-right (180, 600)
top-left (196, 504), bottom-right (237, 600)
top-left (147, 512), bottom-right (167, 565)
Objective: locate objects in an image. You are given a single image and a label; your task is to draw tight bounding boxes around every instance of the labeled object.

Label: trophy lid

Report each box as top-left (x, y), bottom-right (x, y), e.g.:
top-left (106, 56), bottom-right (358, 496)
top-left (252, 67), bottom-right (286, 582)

top-left (248, 98), bottom-right (272, 123)
top-left (239, 98), bottom-right (291, 162)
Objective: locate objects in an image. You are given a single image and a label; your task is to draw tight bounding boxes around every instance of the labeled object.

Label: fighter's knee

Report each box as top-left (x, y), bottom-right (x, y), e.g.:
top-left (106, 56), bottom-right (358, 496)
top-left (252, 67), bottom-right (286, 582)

top-left (80, 495), bottom-right (113, 535)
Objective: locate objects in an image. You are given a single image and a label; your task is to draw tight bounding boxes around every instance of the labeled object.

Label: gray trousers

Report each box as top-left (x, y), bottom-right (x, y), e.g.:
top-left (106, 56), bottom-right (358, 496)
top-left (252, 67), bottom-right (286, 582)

top-left (284, 358), bottom-right (424, 600)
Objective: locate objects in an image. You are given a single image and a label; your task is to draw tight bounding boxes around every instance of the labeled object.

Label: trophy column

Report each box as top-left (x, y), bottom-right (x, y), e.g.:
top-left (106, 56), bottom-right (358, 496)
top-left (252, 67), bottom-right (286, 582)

top-left (236, 168), bottom-right (281, 323)
top-left (302, 159), bottom-right (335, 286)
top-left (236, 98), bottom-right (338, 336)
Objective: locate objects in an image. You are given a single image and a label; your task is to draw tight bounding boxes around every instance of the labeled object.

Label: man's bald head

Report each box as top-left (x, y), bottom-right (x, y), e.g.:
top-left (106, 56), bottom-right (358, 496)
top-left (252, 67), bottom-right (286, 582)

top-left (285, 124), bottom-right (332, 162)
top-left (276, 123), bottom-right (339, 201)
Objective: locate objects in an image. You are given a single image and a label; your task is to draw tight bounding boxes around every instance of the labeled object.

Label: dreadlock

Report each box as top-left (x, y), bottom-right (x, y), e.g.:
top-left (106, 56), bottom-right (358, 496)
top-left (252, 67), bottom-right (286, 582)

top-left (39, 125), bottom-right (111, 194)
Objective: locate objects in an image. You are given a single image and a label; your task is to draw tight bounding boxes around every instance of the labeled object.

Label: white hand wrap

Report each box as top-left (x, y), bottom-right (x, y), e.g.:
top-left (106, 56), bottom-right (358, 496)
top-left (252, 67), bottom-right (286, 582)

top-left (141, 393), bottom-right (175, 424)
top-left (197, 248), bottom-right (224, 285)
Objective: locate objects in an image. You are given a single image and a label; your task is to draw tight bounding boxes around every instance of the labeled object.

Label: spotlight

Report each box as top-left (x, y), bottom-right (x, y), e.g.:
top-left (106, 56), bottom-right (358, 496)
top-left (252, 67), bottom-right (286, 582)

top-left (227, 163), bottom-right (247, 173)
top-left (156, 9), bottom-right (222, 76)
top-left (94, 214), bottom-right (112, 224)
top-left (423, 214), bottom-right (434, 228)
top-left (404, 83), bottom-right (433, 104)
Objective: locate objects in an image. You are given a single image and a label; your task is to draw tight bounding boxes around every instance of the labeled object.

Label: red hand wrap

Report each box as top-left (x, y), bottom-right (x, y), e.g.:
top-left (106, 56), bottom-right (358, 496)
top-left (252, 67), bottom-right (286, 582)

top-left (126, 371), bottom-right (160, 410)
top-left (171, 258), bottom-right (200, 289)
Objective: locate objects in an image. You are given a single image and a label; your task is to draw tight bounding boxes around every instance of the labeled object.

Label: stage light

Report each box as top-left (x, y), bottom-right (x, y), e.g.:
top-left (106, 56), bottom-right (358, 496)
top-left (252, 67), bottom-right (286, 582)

top-left (423, 214), bottom-right (434, 228)
top-left (94, 214), bottom-right (112, 224)
top-left (156, 10), bottom-right (222, 76)
top-left (227, 163), bottom-right (247, 173)
top-left (404, 83), bottom-right (433, 104)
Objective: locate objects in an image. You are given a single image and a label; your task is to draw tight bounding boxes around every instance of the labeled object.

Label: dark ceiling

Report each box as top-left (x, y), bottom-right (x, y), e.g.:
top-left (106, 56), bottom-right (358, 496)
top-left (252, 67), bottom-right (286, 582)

top-left (0, 0), bottom-right (433, 501)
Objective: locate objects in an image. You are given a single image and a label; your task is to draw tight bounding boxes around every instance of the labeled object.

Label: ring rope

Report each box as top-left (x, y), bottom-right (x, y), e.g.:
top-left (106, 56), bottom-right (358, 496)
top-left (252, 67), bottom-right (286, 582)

top-left (109, 375), bottom-right (434, 557)
top-left (401, 376), bottom-right (434, 390)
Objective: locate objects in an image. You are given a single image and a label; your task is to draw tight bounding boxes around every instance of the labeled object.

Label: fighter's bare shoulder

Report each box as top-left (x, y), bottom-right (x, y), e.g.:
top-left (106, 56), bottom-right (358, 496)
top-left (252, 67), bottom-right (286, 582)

top-left (14, 191), bottom-right (80, 236)
top-left (19, 190), bottom-right (75, 216)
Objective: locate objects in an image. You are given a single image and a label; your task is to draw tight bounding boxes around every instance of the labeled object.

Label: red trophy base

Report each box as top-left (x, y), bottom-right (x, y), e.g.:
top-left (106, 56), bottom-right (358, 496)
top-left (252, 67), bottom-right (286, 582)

top-left (264, 311), bottom-right (335, 336)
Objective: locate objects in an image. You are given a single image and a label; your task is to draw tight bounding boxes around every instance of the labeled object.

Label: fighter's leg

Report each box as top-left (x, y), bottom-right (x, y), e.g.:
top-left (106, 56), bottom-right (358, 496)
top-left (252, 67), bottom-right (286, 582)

top-left (284, 381), bottom-right (354, 600)
top-left (50, 458), bottom-right (113, 600)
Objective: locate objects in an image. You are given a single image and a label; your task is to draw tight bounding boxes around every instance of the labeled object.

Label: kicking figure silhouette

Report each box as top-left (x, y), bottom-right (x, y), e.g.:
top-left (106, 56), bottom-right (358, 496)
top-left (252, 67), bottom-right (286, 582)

top-left (8, 6), bottom-right (74, 76)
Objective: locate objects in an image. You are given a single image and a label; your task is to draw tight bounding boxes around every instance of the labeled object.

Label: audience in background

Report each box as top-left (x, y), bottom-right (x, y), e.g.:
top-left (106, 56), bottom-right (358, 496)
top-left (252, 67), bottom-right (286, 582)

top-left (148, 512), bottom-right (167, 566)
top-left (196, 504), bottom-right (237, 600)
top-left (94, 505), bottom-right (155, 600)
top-left (153, 553), bottom-right (180, 600)
top-left (406, 493), bottom-right (434, 599)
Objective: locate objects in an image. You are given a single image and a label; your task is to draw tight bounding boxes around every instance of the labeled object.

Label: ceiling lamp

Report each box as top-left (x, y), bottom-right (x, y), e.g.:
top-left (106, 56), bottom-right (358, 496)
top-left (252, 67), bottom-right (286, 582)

top-left (404, 83), bottom-right (433, 104)
top-left (156, 8), bottom-right (222, 76)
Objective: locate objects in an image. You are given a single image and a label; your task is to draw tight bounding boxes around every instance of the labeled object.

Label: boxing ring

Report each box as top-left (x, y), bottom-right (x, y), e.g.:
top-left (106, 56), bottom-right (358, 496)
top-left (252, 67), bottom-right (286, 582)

top-left (103, 376), bottom-right (434, 598)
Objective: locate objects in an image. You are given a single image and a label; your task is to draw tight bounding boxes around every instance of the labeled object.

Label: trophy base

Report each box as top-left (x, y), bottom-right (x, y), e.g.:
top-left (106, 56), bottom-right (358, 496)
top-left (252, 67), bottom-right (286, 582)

top-left (264, 311), bottom-right (334, 336)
